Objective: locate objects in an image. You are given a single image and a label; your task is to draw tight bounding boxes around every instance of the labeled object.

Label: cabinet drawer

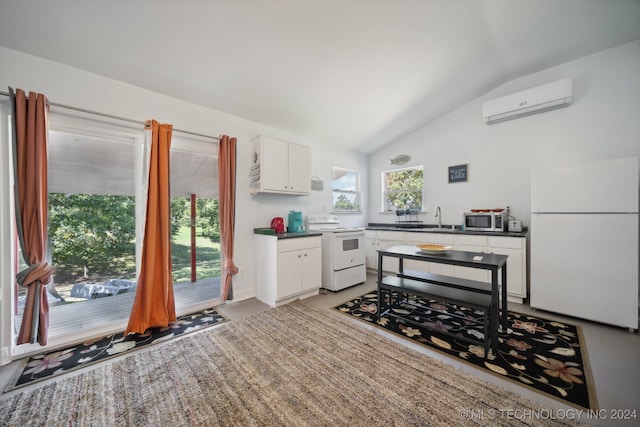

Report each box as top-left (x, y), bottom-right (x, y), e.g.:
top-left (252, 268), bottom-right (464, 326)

top-left (456, 235), bottom-right (488, 247)
top-left (365, 230), bottom-right (377, 239)
top-left (406, 232), bottom-right (454, 244)
top-left (488, 236), bottom-right (523, 249)
top-left (377, 231), bottom-right (405, 241)
top-left (278, 236), bottom-right (321, 253)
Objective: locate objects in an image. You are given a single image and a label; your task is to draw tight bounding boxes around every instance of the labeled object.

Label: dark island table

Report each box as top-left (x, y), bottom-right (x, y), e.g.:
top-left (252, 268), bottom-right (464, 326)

top-left (376, 245), bottom-right (508, 355)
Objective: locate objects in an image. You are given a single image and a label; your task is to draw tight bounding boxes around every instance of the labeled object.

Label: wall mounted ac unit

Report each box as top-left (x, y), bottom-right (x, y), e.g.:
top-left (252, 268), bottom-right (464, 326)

top-left (483, 78), bottom-right (573, 124)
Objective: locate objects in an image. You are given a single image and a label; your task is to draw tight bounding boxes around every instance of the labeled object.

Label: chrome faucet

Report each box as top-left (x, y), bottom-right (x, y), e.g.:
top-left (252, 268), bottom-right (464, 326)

top-left (434, 206), bottom-right (442, 229)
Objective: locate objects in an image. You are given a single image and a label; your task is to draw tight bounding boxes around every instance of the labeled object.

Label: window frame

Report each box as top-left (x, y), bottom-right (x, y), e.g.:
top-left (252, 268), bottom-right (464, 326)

top-left (331, 167), bottom-right (361, 213)
top-left (381, 165), bottom-right (424, 212)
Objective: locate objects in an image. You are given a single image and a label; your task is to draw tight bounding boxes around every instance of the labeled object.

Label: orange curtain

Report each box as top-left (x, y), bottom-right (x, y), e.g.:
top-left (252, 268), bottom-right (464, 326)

top-left (125, 120), bottom-right (176, 335)
top-left (218, 135), bottom-right (238, 301)
top-left (11, 88), bottom-right (55, 345)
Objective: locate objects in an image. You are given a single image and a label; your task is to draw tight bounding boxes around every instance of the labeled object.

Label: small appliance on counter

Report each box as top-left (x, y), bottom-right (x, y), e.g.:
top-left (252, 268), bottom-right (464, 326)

top-left (287, 211), bottom-right (304, 233)
top-left (270, 217), bottom-right (285, 233)
top-left (463, 208), bottom-right (508, 232)
top-left (508, 220), bottom-right (522, 232)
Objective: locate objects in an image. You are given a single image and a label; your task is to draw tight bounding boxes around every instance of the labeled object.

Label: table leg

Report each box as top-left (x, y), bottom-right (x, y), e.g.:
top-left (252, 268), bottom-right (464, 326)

top-left (491, 268), bottom-right (499, 354)
top-left (501, 264), bottom-right (508, 331)
top-left (377, 252), bottom-right (383, 322)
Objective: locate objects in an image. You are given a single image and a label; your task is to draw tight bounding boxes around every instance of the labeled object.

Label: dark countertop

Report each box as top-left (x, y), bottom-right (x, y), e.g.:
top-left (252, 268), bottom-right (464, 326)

top-left (254, 231), bottom-right (323, 239)
top-left (366, 223), bottom-right (528, 238)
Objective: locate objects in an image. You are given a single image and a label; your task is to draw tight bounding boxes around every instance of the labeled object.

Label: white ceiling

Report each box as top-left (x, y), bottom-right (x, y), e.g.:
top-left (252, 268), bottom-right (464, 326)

top-left (1, 0), bottom-right (640, 154)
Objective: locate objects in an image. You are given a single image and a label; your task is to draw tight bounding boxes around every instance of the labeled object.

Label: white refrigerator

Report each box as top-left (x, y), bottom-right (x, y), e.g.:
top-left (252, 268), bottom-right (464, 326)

top-left (530, 157), bottom-right (639, 330)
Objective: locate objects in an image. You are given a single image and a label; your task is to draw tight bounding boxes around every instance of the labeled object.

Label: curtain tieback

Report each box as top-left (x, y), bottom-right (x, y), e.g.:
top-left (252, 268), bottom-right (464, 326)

top-left (16, 262), bottom-right (55, 288)
top-left (224, 259), bottom-right (239, 276)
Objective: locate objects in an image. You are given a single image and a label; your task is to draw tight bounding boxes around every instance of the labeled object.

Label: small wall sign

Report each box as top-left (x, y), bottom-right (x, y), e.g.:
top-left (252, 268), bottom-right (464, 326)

top-left (448, 164), bottom-right (468, 183)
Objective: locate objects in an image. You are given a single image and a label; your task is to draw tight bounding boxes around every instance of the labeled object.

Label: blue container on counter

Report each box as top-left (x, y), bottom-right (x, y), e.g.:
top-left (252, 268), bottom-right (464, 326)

top-left (287, 211), bottom-right (304, 232)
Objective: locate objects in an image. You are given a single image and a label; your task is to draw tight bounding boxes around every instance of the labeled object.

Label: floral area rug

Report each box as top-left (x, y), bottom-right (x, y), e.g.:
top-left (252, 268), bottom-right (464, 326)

top-left (5, 307), bottom-right (227, 392)
top-left (335, 292), bottom-right (597, 410)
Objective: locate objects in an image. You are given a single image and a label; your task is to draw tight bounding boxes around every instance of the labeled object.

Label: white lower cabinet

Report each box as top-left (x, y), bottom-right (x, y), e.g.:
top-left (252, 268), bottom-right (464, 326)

top-left (454, 235), bottom-right (490, 282)
top-left (373, 230), bottom-right (528, 304)
top-left (365, 230), bottom-right (405, 273)
top-left (487, 236), bottom-right (527, 303)
top-left (254, 234), bottom-right (322, 307)
top-left (365, 230), bottom-right (378, 270)
top-left (404, 232), bottom-right (455, 276)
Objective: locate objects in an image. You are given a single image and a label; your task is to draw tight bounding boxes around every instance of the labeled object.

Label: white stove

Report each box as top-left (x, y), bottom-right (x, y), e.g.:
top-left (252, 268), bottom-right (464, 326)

top-left (306, 214), bottom-right (366, 291)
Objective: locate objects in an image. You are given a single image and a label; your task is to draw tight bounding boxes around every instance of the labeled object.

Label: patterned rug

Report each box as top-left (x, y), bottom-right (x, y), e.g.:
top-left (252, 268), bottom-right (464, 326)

top-left (335, 292), bottom-right (597, 410)
top-left (0, 301), bottom-right (578, 426)
top-left (5, 307), bottom-right (227, 392)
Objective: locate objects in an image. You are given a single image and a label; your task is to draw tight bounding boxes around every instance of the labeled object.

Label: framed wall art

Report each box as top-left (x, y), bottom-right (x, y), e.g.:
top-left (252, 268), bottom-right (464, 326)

top-left (448, 164), bottom-right (468, 183)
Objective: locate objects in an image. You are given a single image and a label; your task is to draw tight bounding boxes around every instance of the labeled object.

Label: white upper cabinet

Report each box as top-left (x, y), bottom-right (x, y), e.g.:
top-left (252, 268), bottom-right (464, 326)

top-left (250, 135), bottom-right (311, 195)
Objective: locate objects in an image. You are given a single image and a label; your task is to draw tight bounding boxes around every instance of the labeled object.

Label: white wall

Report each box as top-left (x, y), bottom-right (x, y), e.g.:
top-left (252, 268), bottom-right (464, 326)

top-left (0, 47), bottom-right (367, 361)
top-left (368, 40), bottom-right (640, 227)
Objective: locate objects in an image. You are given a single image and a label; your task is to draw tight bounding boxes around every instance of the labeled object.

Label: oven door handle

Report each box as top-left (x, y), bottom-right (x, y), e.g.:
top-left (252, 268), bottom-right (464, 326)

top-left (333, 231), bottom-right (365, 238)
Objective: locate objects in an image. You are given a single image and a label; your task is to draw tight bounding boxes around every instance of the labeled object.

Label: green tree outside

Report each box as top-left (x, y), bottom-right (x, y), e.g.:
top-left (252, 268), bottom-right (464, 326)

top-left (385, 168), bottom-right (424, 210)
top-left (49, 193), bottom-right (136, 279)
top-left (48, 193), bottom-right (220, 288)
top-left (334, 194), bottom-right (356, 211)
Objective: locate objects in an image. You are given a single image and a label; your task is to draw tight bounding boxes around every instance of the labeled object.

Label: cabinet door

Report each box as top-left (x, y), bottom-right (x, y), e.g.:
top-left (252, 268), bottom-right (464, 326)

top-left (454, 236), bottom-right (490, 281)
top-left (288, 143), bottom-right (311, 193)
top-left (405, 232), bottom-right (455, 275)
top-left (365, 238), bottom-right (378, 269)
top-left (490, 247), bottom-right (524, 298)
top-left (375, 231), bottom-right (405, 273)
top-left (277, 250), bottom-right (302, 298)
top-left (454, 245), bottom-right (490, 281)
top-left (261, 137), bottom-right (289, 191)
top-left (367, 239), bottom-right (405, 272)
top-left (488, 237), bottom-right (525, 298)
top-left (377, 239), bottom-right (404, 273)
top-left (301, 247), bottom-right (322, 291)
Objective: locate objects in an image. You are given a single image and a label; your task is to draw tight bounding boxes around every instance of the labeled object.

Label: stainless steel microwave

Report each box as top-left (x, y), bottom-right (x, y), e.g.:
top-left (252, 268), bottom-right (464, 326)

top-left (463, 211), bottom-right (507, 232)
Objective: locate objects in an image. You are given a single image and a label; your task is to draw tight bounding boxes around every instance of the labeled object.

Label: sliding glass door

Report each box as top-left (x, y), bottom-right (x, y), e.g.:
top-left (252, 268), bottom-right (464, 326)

top-left (170, 138), bottom-right (221, 311)
top-left (31, 118), bottom-right (143, 345)
top-left (6, 110), bottom-right (220, 356)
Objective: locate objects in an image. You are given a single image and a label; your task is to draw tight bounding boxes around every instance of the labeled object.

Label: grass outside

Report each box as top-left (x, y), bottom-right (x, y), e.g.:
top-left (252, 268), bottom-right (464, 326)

top-left (47, 226), bottom-right (220, 301)
top-left (171, 226), bottom-right (221, 284)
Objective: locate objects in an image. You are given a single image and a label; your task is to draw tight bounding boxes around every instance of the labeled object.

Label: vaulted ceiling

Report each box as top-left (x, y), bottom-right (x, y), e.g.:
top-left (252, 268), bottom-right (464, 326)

top-left (1, 0), bottom-right (639, 154)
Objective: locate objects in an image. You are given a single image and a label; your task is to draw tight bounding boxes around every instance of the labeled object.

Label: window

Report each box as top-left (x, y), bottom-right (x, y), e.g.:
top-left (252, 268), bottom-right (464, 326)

top-left (382, 166), bottom-right (424, 211)
top-left (332, 167), bottom-right (360, 212)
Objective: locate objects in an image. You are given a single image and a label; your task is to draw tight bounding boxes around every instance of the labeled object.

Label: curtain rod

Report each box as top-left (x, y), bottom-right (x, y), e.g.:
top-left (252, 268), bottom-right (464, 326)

top-left (0, 90), bottom-right (219, 141)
